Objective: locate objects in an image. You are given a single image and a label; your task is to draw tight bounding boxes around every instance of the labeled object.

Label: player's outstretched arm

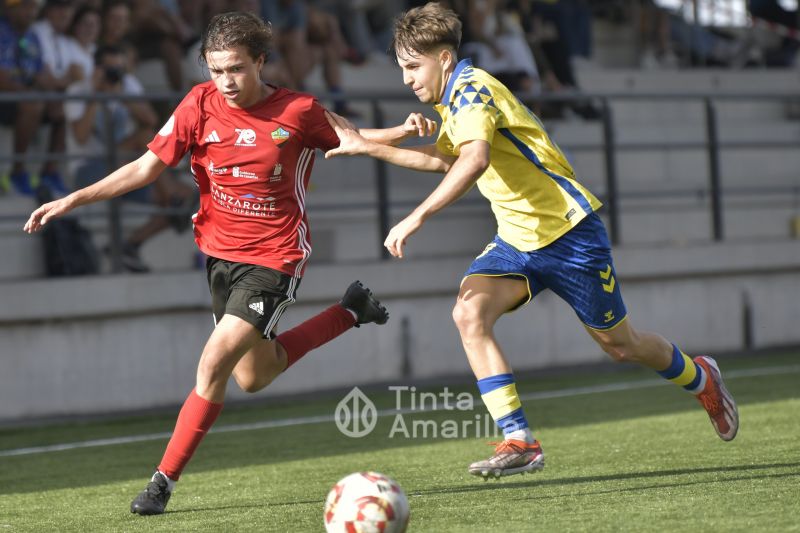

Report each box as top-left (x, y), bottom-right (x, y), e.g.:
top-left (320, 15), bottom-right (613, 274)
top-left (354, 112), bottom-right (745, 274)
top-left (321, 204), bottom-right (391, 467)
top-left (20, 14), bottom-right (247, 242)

top-left (23, 150), bottom-right (167, 233)
top-left (325, 110), bottom-right (437, 146)
top-left (360, 112), bottom-right (438, 146)
top-left (384, 139), bottom-right (490, 258)
top-left (325, 112), bottom-right (454, 173)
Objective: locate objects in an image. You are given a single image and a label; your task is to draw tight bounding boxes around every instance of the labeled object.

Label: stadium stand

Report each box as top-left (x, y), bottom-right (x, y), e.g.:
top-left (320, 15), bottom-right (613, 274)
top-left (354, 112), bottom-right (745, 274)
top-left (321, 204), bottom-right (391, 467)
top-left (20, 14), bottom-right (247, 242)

top-left (1, 0), bottom-right (799, 420)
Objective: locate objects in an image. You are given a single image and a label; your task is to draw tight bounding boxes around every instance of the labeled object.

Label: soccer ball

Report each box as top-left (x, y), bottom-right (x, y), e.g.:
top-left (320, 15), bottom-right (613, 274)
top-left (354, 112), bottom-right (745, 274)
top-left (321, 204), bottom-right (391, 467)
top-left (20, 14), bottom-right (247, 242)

top-left (323, 471), bottom-right (410, 533)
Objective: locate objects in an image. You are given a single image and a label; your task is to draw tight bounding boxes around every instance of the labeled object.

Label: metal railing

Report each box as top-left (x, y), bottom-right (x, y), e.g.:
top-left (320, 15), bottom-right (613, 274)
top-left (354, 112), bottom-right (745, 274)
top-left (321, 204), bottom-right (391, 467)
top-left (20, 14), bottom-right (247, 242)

top-left (347, 89), bottom-right (799, 248)
top-left (1, 89), bottom-right (799, 272)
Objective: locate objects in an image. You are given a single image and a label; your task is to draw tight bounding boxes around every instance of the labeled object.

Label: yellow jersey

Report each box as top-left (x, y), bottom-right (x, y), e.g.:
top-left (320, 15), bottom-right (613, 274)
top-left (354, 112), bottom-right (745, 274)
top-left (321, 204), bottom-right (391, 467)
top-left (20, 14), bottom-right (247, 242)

top-left (433, 58), bottom-right (602, 251)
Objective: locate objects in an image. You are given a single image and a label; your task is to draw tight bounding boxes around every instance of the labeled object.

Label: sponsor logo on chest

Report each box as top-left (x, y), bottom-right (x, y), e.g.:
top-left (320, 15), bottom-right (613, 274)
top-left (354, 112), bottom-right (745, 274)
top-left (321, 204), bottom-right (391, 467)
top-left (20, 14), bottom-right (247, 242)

top-left (232, 166), bottom-right (258, 179)
top-left (210, 182), bottom-right (277, 218)
top-left (234, 128), bottom-right (257, 147)
top-left (207, 161), bottom-right (260, 181)
top-left (207, 161), bottom-right (228, 175)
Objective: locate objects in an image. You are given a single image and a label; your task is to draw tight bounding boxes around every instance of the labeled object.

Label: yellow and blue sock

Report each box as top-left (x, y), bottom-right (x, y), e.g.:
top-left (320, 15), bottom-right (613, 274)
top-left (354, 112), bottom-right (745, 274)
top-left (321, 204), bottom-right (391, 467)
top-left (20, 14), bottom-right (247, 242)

top-left (477, 373), bottom-right (533, 443)
top-left (657, 344), bottom-right (707, 394)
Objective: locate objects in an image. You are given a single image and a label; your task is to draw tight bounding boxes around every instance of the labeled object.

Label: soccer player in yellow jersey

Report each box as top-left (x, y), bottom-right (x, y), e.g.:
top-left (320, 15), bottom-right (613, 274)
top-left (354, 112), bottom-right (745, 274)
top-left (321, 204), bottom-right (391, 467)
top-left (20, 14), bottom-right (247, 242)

top-left (326, 2), bottom-right (739, 478)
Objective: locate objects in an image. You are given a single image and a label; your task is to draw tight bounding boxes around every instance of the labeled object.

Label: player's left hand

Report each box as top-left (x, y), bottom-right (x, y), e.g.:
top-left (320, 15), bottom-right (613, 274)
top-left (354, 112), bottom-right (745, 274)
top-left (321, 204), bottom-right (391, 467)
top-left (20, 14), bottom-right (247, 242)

top-left (402, 113), bottom-right (437, 138)
top-left (384, 214), bottom-right (424, 259)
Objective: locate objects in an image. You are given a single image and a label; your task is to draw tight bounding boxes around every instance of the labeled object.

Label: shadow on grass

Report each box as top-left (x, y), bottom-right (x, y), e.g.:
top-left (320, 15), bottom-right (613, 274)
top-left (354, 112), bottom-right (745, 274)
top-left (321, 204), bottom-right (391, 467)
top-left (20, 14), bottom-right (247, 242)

top-left (143, 462), bottom-right (800, 517)
top-left (1, 361), bottom-right (798, 496)
top-left (165, 498), bottom-right (324, 515)
top-left (524, 471), bottom-right (800, 501)
top-left (414, 461), bottom-right (800, 497)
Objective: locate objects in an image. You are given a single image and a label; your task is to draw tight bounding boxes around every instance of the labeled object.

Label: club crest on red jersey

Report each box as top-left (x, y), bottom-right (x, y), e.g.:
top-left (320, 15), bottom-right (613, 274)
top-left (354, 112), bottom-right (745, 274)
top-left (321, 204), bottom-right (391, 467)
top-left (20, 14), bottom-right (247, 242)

top-left (271, 127), bottom-right (291, 146)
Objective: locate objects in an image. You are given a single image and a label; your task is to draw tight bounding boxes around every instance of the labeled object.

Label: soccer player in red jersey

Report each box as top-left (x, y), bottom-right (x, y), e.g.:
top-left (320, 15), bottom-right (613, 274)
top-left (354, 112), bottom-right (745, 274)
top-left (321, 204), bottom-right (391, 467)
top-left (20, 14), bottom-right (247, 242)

top-left (22, 11), bottom-right (415, 515)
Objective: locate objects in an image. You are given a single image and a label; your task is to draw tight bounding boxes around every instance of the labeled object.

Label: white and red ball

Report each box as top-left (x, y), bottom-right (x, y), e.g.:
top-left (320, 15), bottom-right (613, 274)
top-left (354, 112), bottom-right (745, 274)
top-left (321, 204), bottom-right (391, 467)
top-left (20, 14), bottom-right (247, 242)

top-left (324, 472), bottom-right (410, 533)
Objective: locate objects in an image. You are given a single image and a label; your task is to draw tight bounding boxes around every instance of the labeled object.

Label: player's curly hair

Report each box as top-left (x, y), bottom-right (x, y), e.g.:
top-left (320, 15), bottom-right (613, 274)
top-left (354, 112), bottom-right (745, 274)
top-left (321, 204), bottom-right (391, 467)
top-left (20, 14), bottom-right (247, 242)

top-left (390, 2), bottom-right (462, 59)
top-left (200, 11), bottom-right (273, 62)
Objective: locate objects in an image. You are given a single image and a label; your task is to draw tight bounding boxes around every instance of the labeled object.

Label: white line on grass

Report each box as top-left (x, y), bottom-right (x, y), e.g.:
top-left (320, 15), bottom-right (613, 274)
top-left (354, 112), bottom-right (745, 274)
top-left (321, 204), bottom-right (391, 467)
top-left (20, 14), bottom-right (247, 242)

top-left (1, 364), bottom-right (798, 458)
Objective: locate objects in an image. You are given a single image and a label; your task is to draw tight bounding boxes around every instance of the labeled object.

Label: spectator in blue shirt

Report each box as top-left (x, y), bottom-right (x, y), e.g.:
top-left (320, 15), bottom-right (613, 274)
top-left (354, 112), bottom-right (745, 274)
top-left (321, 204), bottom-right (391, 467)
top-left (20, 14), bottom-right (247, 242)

top-left (0, 0), bottom-right (67, 196)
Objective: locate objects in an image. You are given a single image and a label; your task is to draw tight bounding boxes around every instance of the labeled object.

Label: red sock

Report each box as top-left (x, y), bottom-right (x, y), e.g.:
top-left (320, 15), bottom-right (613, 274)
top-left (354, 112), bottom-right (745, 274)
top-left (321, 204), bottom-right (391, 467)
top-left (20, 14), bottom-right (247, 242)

top-left (157, 389), bottom-right (223, 481)
top-left (277, 304), bottom-right (356, 369)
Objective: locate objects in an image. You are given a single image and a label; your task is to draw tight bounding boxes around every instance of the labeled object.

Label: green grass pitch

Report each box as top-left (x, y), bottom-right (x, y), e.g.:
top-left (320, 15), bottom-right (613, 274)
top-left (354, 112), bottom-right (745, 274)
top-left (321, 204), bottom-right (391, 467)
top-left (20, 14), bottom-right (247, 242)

top-left (1, 350), bottom-right (798, 532)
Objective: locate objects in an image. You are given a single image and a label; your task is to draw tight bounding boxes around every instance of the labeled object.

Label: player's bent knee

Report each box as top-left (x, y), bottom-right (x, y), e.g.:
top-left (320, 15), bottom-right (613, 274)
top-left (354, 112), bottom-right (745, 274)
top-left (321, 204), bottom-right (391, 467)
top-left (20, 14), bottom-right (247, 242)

top-left (197, 353), bottom-right (236, 387)
top-left (236, 381), bottom-right (270, 394)
top-left (236, 375), bottom-right (273, 394)
top-left (451, 302), bottom-right (487, 336)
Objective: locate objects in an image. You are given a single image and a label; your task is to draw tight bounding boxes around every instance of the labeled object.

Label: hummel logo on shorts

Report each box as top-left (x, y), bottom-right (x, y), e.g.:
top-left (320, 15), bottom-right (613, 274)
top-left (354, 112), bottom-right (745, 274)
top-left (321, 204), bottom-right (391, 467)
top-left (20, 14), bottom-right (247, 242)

top-left (248, 301), bottom-right (264, 315)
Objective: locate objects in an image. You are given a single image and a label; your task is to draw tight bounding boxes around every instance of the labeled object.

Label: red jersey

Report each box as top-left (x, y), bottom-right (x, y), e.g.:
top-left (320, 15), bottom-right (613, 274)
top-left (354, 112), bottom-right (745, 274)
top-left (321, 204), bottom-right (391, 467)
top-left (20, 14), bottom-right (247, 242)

top-left (148, 81), bottom-right (339, 277)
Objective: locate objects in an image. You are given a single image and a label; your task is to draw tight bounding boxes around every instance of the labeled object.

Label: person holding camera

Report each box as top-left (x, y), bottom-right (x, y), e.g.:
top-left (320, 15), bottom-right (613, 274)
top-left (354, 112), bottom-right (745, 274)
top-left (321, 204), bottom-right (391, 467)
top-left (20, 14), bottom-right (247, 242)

top-left (64, 44), bottom-right (193, 272)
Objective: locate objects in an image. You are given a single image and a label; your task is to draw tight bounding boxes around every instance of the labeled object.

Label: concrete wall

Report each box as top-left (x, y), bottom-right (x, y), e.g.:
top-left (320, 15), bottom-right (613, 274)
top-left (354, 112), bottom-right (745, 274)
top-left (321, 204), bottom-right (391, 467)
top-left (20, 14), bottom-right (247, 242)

top-left (2, 67), bottom-right (799, 421)
top-left (0, 239), bottom-right (797, 422)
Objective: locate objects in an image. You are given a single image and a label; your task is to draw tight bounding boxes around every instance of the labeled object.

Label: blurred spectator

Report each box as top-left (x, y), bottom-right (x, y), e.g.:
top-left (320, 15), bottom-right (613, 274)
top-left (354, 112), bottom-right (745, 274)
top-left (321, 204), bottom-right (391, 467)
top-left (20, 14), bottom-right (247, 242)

top-left (65, 45), bottom-right (193, 272)
top-left (98, 1), bottom-right (131, 49)
top-left (0, 0), bottom-right (67, 196)
top-left (566, 0), bottom-right (592, 60)
top-left (98, 1), bottom-right (190, 91)
top-left (157, 0), bottom-right (202, 48)
top-left (65, 5), bottom-right (101, 80)
top-left (31, 0), bottom-right (86, 195)
top-left (750, 0), bottom-right (800, 27)
top-left (749, 0), bottom-right (800, 66)
top-left (529, 0), bottom-right (580, 87)
top-left (668, 10), bottom-right (751, 67)
top-left (636, 0), bottom-right (678, 68)
top-left (508, 0), bottom-right (561, 91)
top-left (260, 0), bottom-right (310, 89)
top-left (502, 0), bottom-right (600, 119)
top-left (128, 0), bottom-right (187, 90)
top-left (226, 0), bottom-right (294, 87)
top-left (334, 0), bottom-right (402, 61)
top-left (261, 0), bottom-right (358, 116)
top-left (177, 0), bottom-right (206, 46)
top-left (31, 0), bottom-right (84, 90)
top-left (460, 0), bottom-right (541, 92)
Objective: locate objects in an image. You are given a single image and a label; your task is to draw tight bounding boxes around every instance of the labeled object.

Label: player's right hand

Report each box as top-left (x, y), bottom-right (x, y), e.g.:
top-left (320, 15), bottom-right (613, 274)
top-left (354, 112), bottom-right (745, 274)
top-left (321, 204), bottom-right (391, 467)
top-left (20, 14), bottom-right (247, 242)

top-left (402, 113), bottom-right (437, 138)
top-left (325, 110), bottom-right (358, 133)
top-left (23, 197), bottom-right (73, 233)
top-left (384, 213), bottom-right (424, 259)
